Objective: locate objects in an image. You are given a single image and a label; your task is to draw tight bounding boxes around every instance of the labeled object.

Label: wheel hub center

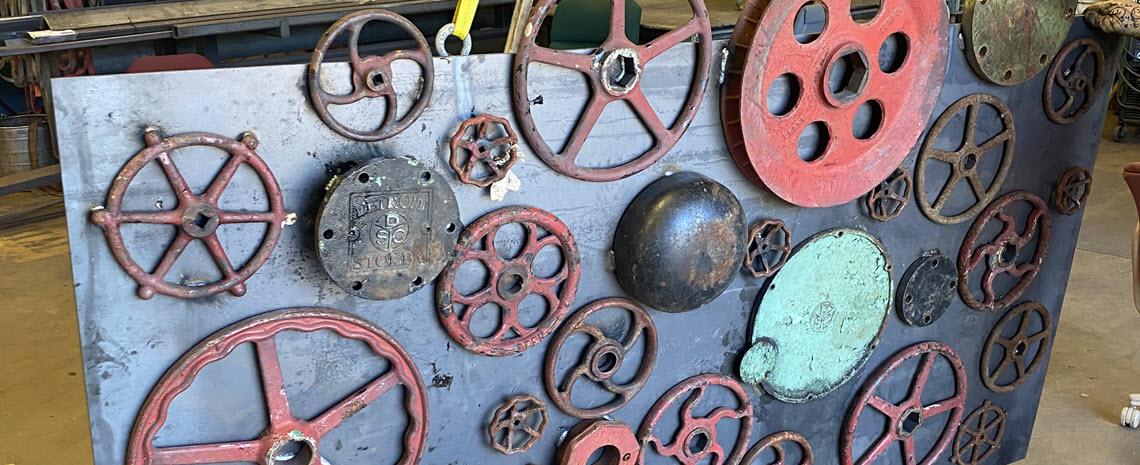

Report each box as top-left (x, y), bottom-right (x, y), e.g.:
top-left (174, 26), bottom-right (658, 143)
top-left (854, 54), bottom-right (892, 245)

top-left (896, 407), bottom-right (924, 438)
top-left (600, 48), bottom-right (642, 96)
top-left (266, 433), bottom-right (317, 465)
top-left (181, 202), bottom-right (221, 238)
top-left (588, 341), bottom-right (625, 380)
top-left (496, 265), bottom-right (530, 301)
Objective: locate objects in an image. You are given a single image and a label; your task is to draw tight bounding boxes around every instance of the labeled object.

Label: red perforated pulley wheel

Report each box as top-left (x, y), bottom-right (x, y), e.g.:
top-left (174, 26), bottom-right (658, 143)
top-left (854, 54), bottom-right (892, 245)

top-left (723, 0), bottom-right (949, 207)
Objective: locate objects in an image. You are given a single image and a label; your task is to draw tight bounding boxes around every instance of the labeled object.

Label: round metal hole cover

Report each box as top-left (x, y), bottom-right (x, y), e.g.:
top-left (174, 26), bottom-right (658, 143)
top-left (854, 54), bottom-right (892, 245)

top-left (896, 251), bottom-right (957, 327)
top-left (963, 0), bottom-right (1077, 86)
top-left (739, 228), bottom-right (891, 403)
top-left (316, 157), bottom-right (460, 300)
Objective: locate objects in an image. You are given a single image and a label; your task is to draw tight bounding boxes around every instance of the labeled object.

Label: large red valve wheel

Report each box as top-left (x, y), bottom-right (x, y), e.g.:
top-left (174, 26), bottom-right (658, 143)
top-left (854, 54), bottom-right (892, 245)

top-left (638, 374), bottom-right (753, 465)
top-left (90, 130), bottom-right (289, 300)
top-left (723, 0), bottom-right (949, 207)
top-left (511, 0), bottom-right (713, 182)
top-left (126, 308), bottom-right (429, 465)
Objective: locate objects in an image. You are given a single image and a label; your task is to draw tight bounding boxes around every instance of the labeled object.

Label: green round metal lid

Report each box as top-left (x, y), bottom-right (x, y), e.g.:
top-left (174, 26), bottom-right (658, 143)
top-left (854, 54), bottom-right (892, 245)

top-left (739, 228), bottom-right (891, 403)
top-left (963, 0), bottom-right (1077, 86)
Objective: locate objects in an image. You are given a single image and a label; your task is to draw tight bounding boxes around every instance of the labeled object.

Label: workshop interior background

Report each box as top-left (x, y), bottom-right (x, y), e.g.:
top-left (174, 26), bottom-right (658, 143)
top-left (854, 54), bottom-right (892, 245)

top-left (0, 0), bottom-right (1137, 465)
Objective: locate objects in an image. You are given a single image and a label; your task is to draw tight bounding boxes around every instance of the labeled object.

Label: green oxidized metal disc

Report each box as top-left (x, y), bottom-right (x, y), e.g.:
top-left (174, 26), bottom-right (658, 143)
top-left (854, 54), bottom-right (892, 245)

top-left (739, 229), bottom-right (891, 403)
top-left (963, 0), bottom-right (1077, 86)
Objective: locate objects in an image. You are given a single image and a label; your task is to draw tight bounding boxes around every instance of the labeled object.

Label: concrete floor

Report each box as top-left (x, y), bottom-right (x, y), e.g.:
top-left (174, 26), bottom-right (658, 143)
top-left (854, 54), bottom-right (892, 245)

top-left (0, 140), bottom-right (1136, 464)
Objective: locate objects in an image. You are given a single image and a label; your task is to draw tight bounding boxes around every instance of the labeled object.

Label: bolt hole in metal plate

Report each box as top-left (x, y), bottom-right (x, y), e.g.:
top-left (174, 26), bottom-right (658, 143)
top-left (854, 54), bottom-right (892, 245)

top-left (739, 228), bottom-right (891, 403)
top-left (896, 251), bottom-right (957, 327)
top-left (963, 0), bottom-right (1077, 86)
top-left (315, 157), bottom-right (460, 300)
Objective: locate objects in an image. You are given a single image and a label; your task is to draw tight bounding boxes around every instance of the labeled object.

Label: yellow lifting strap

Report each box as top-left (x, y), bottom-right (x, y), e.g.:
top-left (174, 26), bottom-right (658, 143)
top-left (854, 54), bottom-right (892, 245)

top-left (451, 0), bottom-right (481, 40)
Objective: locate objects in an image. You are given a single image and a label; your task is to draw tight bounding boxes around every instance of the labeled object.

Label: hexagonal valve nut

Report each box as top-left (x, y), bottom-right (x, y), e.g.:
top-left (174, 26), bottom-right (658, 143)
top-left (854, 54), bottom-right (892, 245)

top-left (556, 420), bottom-right (640, 465)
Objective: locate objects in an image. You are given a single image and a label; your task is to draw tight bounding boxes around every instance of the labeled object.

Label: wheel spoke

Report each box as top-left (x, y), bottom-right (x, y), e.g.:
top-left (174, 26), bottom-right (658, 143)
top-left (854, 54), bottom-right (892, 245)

top-left (254, 337), bottom-right (293, 427)
top-left (931, 170), bottom-right (962, 212)
top-left (309, 370), bottom-right (400, 436)
top-left (118, 210), bottom-right (181, 225)
top-left (151, 232), bottom-right (193, 279)
top-left (152, 440), bottom-right (261, 464)
top-left (609, 0), bottom-right (626, 43)
top-left (908, 353), bottom-right (936, 403)
top-left (527, 46), bottom-right (595, 74)
top-left (640, 19), bottom-right (701, 61)
top-left (156, 152), bottom-right (195, 202)
top-left (902, 436), bottom-right (918, 465)
top-left (857, 433), bottom-right (895, 465)
top-left (868, 395), bottom-right (900, 416)
top-left (202, 234), bottom-right (238, 280)
top-left (202, 154), bottom-right (246, 203)
top-left (976, 131), bottom-right (1012, 155)
top-left (627, 88), bottom-right (671, 143)
top-left (561, 97), bottom-right (609, 159)
top-left (219, 211), bottom-right (279, 224)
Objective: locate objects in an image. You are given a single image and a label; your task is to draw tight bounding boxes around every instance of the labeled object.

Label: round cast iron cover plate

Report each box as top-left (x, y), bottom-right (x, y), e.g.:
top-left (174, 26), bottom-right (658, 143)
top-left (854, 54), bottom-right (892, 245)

top-left (896, 251), bottom-right (957, 327)
top-left (739, 228), bottom-right (891, 403)
top-left (963, 0), bottom-right (1077, 86)
top-left (316, 157), bottom-right (460, 300)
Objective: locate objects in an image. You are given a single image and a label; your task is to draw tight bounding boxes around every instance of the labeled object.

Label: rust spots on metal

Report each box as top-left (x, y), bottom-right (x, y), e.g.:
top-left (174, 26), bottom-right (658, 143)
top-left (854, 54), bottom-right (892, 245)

top-left (557, 420), bottom-right (640, 465)
top-left (544, 297), bottom-right (657, 419)
top-left (638, 373), bottom-right (753, 465)
top-left (742, 431), bottom-right (814, 465)
top-left (126, 308), bottom-right (429, 465)
top-left (1051, 166), bottom-right (1092, 215)
top-left (487, 394), bottom-right (548, 454)
top-left (1045, 38), bottom-right (1106, 125)
top-left (510, 0), bottom-right (712, 182)
top-left (951, 400), bottom-right (1006, 465)
top-left (744, 219), bottom-right (791, 278)
top-left (957, 191), bottom-right (1052, 312)
top-left (962, 0), bottom-right (1077, 86)
top-left (981, 301), bottom-right (1052, 393)
top-left (90, 129), bottom-right (290, 300)
top-left (842, 342), bottom-right (967, 465)
top-left (449, 114), bottom-right (521, 188)
top-left (436, 206), bottom-right (581, 356)
top-left (865, 169), bottom-right (912, 222)
top-left (307, 9), bottom-right (433, 141)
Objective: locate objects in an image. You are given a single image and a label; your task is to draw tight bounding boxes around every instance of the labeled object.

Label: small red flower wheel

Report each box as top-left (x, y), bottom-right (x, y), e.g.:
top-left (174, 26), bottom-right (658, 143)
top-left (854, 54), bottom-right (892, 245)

top-left (307, 9), bottom-right (434, 141)
top-left (865, 169), bottom-right (912, 222)
top-left (487, 394), bottom-right (548, 454)
top-left (436, 206), bottom-right (581, 356)
top-left (126, 308), bottom-right (428, 465)
top-left (958, 191), bottom-right (1052, 312)
top-left (1044, 38), bottom-right (1105, 125)
top-left (744, 219), bottom-right (792, 278)
top-left (1051, 167), bottom-right (1092, 215)
top-left (950, 400), bottom-right (1006, 465)
top-left (842, 342), bottom-right (967, 465)
top-left (449, 114), bottom-right (521, 188)
top-left (90, 129), bottom-right (290, 300)
top-left (544, 297), bottom-right (657, 419)
top-left (981, 302), bottom-right (1053, 393)
top-left (742, 431), bottom-right (814, 465)
top-left (638, 373), bottom-right (753, 465)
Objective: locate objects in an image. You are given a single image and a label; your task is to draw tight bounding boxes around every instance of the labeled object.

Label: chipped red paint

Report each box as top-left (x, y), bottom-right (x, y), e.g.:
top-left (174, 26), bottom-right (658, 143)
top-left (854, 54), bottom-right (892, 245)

top-left (1045, 38), bottom-right (1105, 125)
top-left (436, 206), bottom-right (581, 356)
top-left (487, 394), bottom-right (548, 454)
top-left (981, 302), bottom-right (1053, 393)
top-left (744, 219), bottom-right (792, 278)
top-left (865, 169), bottom-right (912, 222)
top-left (307, 9), bottom-right (433, 141)
top-left (742, 431), bottom-right (814, 465)
top-left (558, 420), bottom-right (641, 465)
top-left (449, 114), bottom-right (521, 188)
top-left (126, 308), bottom-right (428, 465)
top-left (637, 373), bottom-right (753, 465)
top-left (957, 191), bottom-right (1052, 311)
top-left (90, 129), bottom-right (289, 300)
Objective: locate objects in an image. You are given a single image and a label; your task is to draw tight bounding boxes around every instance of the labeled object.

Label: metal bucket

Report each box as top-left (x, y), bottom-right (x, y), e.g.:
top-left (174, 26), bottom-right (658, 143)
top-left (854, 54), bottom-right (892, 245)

top-left (0, 115), bottom-right (54, 177)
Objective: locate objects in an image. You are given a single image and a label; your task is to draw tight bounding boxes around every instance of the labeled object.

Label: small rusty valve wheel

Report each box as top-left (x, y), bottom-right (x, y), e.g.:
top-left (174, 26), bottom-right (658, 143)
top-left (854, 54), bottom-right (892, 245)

top-left (487, 394), bottom-right (548, 454)
top-left (950, 400), bottom-right (1006, 465)
top-left (90, 129), bottom-right (290, 300)
top-left (558, 420), bottom-right (641, 465)
top-left (449, 114), bottom-right (521, 188)
top-left (842, 342), bottom-right (968, 465)
top-left (865, 169), bottom-right (912, 222)
top-left (510, 0), bottom-right (713, 182)
top-left (638, 373), bottom-right (753, 465)
top-left (544, 297), bottom-right (657, 419)
top-left (307, 9), bottom-right (434, 141)
top-left (744, 219), bottom-right (792, 278)
top-left (1044, 39), bottom-right (1105, 125)
top-left (958, 191), bottom-right (1052, 312)
top-left (436, 206), bottom-right (581, 356)
top-left (742, 431), bottom-right (814, 465)
top-left (126, 308), bottom-right (429, 465)
top-left (1051, 166), bottom-right (1092, 215)
top-left (981, 302), bottom-right (1053, 393)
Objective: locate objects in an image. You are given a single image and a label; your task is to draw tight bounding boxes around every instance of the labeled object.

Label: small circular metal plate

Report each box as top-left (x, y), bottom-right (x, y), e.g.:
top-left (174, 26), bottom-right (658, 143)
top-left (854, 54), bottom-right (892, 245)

top-left (739, 229), bottom-right (891, 403)
top-left (316, 157), bottom-right (460, 300)
top-left (963, 0), bottom-right (1077, 86)
top-left (896, 251), bottom-right (957, 327)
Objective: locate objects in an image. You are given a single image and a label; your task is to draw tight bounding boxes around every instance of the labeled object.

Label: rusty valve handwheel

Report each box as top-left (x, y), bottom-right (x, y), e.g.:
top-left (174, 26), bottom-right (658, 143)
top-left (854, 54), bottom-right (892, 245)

top-left (950, 400), bottom-right (1006, 465)
top-left (843, 342), bottom-right (968, 465)
top-left (436, 206), bottom-right (581, 356)
top-left (865, 169), bottom-right (912, 222)
top-left (90, 129), bottom-right (289, 300)
top-left (1045, 38), bottom-right (1105, 125)
top-left (510, 0), bottom-right (713, 182)
top-left (126, 308), bottom-right (428, 465)
top-left (1051, 167), bottom-right (1092, 215)
top-left (544, 297), bottom-right (658, 419)
top-left (744, 219), bottom-right (792, 278)
top-left (488, 394), bottom-right (548, 454)
top-left (449, 114), bottom-right (521, 188)
top-left (981, 302), bottom-right (1053, 393)
top-left (638, 373), bottom-right (753, 465)
top-left (307, 9), bottom-right (434, 141)
top-left (958, 191), bottom-right (1052, 312)
top-left (742, 431), bottom-right (814, 465)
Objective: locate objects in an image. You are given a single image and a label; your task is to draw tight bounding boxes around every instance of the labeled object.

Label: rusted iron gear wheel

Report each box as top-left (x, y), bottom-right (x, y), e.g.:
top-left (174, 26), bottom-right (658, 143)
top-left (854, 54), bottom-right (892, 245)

top-left (307, 9), bottom-right (434, 142)
top-left (487, 394), bottom-right (548, 454)
top-left (950, 400), bottom-right (1006, 465)
top-left (90, 129), bottom-right (289, 300)
top-left (126, 308), bottom-right (428, 465)
top-left (744, 219), bottom-right (792, 278)
top-left (981, 302), bottom-right (1053, 393)
top-left (865, 168), bottom-right (912, 222)
top-left (510, 0), bottom-right (713, 182)
top-left (722, 0), bottom-right (949, 208)
top-left (742, 431), bottom-right (814, 465)
top-left (558, 420), bottom-right (641, 465)
top-left (842, 342), bottom-right (968, 465)
top-left (957, 191), bottom-right (1052, 312)
top-left (1045, 38), bottom-right (1106, 125)
top-left (638, 373), bottom-right (753, 465)
top-left (449, 114), bottom-right (521, 188)
top-left (436, 206), bottom-right (581, 356)
top-left (1051, 166), bottom-right (1092, 215)
top-left (916, 94), bottom-right (1016, 225)
top-left (544, 297), bottom-right (658, 419)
